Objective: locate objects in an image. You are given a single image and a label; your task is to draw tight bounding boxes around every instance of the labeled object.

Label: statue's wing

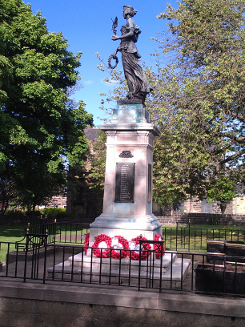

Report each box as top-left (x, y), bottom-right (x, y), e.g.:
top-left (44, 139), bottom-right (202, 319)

top-left (114, 16), bottom-right (118, 29)
top-left (112, 16), bottom-right (118, 33)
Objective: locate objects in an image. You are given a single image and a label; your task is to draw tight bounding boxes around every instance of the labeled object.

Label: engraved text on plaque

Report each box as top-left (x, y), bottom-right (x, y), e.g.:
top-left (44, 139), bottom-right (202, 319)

top-left (115, 163), bottom-right (135, 203)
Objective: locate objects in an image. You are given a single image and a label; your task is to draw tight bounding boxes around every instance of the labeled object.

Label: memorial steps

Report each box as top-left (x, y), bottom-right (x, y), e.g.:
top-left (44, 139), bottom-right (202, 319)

top-left (47, 251), bottom-right (191, 287)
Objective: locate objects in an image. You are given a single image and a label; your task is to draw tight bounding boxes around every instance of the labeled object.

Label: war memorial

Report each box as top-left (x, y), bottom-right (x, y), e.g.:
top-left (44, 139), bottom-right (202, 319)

top-left (46, 5), bottom-right (191, 284)
top-left (1, 5), bottom-right (245, 327)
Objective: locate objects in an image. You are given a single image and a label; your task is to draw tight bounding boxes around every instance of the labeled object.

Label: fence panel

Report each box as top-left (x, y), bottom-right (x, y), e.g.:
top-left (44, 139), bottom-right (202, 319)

top-left (162, 226), bottom-right (245, 251)
top-left (1, 241), bottom-right (245, 297)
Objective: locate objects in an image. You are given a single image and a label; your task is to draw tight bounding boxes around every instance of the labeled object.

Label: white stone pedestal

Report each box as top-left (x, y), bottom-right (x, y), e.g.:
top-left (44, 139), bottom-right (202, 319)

top-left (89, 104), bottom-right (161, 244)
top-left (47, 251), bottom-right (191, 287)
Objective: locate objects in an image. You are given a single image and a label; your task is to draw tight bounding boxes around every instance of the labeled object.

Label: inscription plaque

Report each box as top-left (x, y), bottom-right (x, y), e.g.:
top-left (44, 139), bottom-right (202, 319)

top-left (115, 163), bottom-right (135, 203)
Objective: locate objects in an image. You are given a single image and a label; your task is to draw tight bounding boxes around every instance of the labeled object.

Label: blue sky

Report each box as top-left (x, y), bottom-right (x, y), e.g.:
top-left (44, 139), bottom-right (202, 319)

top-left (24, 0), bottom-right (175, 126)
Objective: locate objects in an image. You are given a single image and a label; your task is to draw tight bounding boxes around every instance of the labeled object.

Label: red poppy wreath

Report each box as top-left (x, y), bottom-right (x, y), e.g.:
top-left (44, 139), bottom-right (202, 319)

top-left (110, 235), bottom-right (129, 259)
top-left (84, 232), bottom-right (90, 255)
top-left (154, 233), bottom-right (165, 259)
top-left (92, 234), bottom-right (112, 258)
top-left (128, 236), bottom-right (151, 261)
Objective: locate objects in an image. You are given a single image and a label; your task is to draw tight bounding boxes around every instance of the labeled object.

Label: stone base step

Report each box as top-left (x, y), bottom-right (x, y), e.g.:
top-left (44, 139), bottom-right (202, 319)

top-left (47, 252), bottom-right (191, 286)
top-left (68, 252), bottom-right (177, 273)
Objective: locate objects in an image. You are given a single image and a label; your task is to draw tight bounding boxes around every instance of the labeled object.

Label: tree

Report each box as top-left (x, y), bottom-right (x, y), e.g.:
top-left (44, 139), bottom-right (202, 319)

top-left (207, 174), bottom-right (237, 213)
top-left (86, 129), bottom-right (106, 198)
top-left (144, 65), bottom-right (213, 206)
top-left (151, 0), bottom-right (245, 206)
top-left (156, 0), bottom-right (245, 168)
top-left (0, 177), bottom-right (16, 215)
top-left (0, 0), bottom-right (93, 213)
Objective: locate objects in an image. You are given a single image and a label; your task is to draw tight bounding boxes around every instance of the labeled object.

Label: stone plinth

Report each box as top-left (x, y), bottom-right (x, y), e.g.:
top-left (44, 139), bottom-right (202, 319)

top-left (47, 252), bottom-right (192, 286)
top-left (89, 104), bottom-right (161, 244)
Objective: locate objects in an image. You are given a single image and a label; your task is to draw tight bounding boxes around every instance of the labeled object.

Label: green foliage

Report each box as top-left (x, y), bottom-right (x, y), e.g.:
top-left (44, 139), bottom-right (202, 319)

top-left (5, 209), bottom-right (25, 216)
top-left (208, 216), bottom-right (220, 225)
top-left (146, 65), bottom-right (212, 205)
top-left (25, 210), bottom-right (41, 216)
top-left (86, 130), bottom-right (106, 198)
top-left (0, 0), bottom-right (93, 212)
top-left (207, 175), bottom-right (236, 203)
top-left (40, 207), bottom-right (72, 217)
top-left (151, 0), bottom-right (245, 205)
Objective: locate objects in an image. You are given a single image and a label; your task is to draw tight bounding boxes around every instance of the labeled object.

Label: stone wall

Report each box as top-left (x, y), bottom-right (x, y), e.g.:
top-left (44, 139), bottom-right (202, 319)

top-left (0, 215), bottom-right (45, 225)
top-left (183, 198), bottom-right (234, 215)
top-left (0, 215), bottom-right (93, 226)
top-left (157, 213), bottom-right (245, 226)
top-left (0, 280), bottom-right (245, 327)
top-left (234, 197), bottom-right (245, 215)
top-left (159, 196), bottom-right (245, 216)
top-left (1, 213), bottom-right (245, 227)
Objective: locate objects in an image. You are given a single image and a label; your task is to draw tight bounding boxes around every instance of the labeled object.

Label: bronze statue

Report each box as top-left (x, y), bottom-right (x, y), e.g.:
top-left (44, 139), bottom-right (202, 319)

top-left (109, 5), bottom-right (152, 105)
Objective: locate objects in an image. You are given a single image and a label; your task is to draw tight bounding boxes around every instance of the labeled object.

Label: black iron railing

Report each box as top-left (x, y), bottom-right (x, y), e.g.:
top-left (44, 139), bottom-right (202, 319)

top-left (25, 221), bottom-right (245, 251)
top-left (27, 220), bottom-right (89, 245)
top-left (1, 240), bottom-right (245, 297)
top-left (3, 220), bottom-right (245, 255)
top-left (2, 221), bottom-right (245, 259)
top-left (162, 225), bottom-right (245, 251)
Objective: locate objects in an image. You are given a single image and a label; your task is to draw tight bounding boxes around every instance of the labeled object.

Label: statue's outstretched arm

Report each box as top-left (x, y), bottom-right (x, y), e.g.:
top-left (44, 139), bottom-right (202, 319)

top-left (111, 28), bottom-right (134, 41)
top-left (111, 18), bottom-right (135, 41)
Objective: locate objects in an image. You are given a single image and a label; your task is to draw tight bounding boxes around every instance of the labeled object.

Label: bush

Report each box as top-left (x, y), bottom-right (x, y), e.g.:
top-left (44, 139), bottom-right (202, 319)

top-left (5, 210), bottom-right (25, 216)
top-left (40, 208), bottom-right (72, 217)
top-left (25, 210), bottom-right (41, 216)
top-left (209, 215), bottom-right (220, 225)
top-left (56, 210), bottom-right (72, 218)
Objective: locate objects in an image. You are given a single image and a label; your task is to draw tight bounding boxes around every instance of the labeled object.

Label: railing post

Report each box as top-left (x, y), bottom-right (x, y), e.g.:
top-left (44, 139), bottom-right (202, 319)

top-left (53, 219), bottom-right (57, 244)
top-left (176, 224), bottom-right (178, 251)
top-left (24, 231), bottom-right (28, 282)
top-left (25, 226), bottom-right (30, 251)
top-left (5, 243), bottom-right (10, 277)
top-left (159, 242), bottom-right (163, 293)
top-left (138, 234), bottom-right (142, 291)
top-left (45, 229), bottom-right (48, 245)
top-left (191, 254), bottom-right (194, 291)
top-left (43, 241), bottom-right (47, 284)
top-left (164, 227), bottom-right (167, 249)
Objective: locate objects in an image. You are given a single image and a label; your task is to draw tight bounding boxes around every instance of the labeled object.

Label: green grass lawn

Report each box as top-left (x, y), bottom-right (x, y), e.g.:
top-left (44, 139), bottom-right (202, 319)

top-left (0, 225), bottom-right (27, 242)
top-left (0, 225), bottom-right (27, 262)
top-left (0, 224), bottom-right (89, 262)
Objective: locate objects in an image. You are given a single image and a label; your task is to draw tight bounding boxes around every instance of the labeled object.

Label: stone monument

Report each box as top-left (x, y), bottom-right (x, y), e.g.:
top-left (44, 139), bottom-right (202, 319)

top-left (89, 5), bottom-right (161, 245)
top-left (48, 8), bottom-right (191, 282)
